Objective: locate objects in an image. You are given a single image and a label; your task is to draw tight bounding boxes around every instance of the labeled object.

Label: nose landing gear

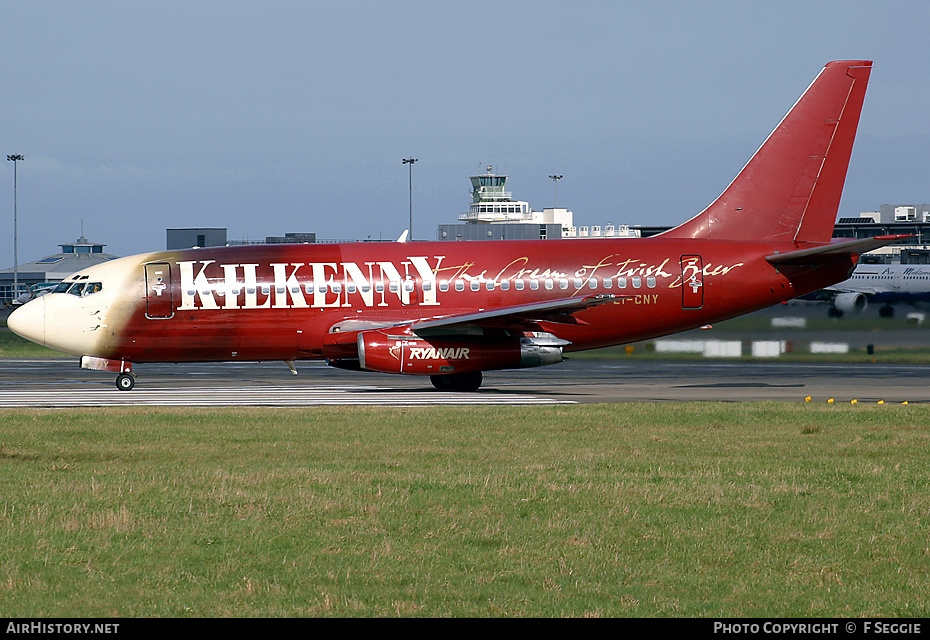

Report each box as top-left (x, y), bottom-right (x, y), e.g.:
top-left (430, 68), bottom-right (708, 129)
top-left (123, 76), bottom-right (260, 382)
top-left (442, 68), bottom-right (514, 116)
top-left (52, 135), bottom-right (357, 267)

top-left (80, 356), bottom-right (137, 391)
top-left (115, 372), bottom-right (136, 391)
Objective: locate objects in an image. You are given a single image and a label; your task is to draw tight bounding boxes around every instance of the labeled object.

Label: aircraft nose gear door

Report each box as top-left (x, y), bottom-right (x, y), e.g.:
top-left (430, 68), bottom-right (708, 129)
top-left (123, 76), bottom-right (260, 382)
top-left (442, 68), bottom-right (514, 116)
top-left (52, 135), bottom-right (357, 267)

top-left (144, 262), bottom-right (174, 319)
top-left (680, 255), bottom-right (704, 309)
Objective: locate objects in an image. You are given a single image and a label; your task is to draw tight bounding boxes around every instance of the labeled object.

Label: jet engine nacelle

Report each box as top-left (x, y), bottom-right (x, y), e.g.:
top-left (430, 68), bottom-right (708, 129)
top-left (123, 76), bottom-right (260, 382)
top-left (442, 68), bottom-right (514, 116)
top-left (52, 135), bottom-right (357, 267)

top-left (356, 330), bottom-right (566, 375)
top-left (834, 292), bottom-right (867, 313)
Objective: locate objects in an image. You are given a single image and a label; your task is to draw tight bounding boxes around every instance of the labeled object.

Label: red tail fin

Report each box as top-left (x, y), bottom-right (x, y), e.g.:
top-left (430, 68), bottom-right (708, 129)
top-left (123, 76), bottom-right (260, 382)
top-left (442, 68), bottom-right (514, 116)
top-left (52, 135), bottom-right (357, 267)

top-left (661, 60), bottom-right (872, 243)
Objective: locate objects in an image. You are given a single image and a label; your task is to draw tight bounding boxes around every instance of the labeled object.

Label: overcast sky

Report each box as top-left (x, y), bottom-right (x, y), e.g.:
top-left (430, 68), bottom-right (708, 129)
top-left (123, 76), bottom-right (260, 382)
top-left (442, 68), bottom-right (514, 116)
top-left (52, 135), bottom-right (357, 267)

top-left (3, 1), bottom-right (930, 261)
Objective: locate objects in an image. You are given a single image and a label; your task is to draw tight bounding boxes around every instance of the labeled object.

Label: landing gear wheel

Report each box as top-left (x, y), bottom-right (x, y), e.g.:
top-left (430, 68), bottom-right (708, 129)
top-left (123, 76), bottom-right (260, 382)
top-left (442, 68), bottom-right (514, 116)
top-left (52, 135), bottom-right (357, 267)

top-left (879, 305), bottom-right (895, 318)
top-left (827, 306), bottom-right (844, 319)
top-left (453, 371), bottom-right (482, 391)
top-left (115, 373), bottom-right (135, 391)
top-left (430, 371), bottom-right (483, 392)
top-left (430, 374), bottom-right (454, 390)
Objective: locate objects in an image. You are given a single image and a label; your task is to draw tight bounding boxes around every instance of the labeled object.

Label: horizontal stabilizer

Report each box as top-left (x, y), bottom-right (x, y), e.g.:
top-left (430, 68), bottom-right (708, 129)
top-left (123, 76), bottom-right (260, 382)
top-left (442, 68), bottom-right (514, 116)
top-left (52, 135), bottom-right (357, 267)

top-left (765, 235), bottom-right (911, 266)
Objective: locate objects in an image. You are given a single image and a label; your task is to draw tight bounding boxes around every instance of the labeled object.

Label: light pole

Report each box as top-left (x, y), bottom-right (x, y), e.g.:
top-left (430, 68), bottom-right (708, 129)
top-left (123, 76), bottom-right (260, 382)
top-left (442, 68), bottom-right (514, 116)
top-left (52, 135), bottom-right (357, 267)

top-left (549, 174), bottom-right (563, 208)
top-left (7, 154), bottom-right (23, 304)
top-left (403, 157), bottom-right (418, 240)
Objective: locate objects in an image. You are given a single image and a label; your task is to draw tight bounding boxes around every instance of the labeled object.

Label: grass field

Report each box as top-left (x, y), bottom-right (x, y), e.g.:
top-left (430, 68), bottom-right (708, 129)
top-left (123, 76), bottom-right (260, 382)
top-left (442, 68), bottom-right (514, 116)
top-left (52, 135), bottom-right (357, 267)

top-left (1, 404), bottom-right (928, 617)
top-left (576, 344), bottom-right (930, 364)
top-left (701, 309), bottom-right (930, 333)
top-left (0, 328), bottom-right (62, 358)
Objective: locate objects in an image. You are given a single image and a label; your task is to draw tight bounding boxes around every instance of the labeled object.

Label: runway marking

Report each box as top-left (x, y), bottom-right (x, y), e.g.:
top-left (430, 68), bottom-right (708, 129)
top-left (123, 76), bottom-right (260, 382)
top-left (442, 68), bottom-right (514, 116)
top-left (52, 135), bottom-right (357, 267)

top-left (0, 386), bottom-right (574, 408)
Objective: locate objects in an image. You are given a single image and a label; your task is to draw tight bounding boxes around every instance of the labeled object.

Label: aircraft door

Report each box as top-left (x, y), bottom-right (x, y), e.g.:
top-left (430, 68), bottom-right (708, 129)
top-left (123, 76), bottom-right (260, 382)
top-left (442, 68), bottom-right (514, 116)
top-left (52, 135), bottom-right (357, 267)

top-left (144, 262), bottom-right (174, 319)
top-left (680, 255), bottom-right (704, 309)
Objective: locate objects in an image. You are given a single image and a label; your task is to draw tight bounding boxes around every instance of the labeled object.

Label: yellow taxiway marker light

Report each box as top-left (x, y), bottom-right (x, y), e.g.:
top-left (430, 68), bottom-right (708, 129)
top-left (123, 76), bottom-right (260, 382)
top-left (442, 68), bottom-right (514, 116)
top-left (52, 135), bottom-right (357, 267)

top-left (804, 395), bottom-right (812, 403)
top-left (850, 399), bottom-right (858, 405)
top-left (827, 398), bottom-right (835, 404)
top-left (877, 400), bottom-right (885, 405)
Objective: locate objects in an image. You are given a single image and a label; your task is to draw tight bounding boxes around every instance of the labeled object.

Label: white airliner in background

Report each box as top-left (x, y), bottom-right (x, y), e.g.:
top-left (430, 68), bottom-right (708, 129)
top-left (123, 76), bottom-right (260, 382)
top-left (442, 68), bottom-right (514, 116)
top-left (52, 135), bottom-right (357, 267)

top-left (806, 263), bottom-right (930, 318)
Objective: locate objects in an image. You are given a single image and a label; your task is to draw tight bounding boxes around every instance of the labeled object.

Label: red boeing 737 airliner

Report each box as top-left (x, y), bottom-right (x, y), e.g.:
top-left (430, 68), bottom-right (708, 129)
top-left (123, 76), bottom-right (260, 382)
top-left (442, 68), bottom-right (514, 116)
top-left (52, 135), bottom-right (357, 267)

top-left (9, 60), bottom-right (902, 391)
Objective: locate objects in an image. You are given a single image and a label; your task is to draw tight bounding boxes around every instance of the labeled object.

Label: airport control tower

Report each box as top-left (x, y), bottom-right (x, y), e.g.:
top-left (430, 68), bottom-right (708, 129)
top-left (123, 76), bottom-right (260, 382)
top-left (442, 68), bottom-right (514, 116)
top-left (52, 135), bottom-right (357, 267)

top-left (439, 165), bottom-right (638, 241)
top-left (460, 166), bottom-right (532, 223)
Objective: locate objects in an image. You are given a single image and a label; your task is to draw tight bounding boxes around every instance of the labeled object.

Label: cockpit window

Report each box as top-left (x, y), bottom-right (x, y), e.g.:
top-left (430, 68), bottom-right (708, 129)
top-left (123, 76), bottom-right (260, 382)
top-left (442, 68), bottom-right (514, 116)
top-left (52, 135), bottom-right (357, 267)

top-left (53, 281), bottom-right (103, 296)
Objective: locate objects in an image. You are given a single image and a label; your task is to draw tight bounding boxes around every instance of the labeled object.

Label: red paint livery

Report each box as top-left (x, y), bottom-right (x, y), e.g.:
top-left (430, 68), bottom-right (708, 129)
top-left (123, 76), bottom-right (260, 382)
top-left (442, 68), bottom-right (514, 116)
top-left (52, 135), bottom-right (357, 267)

top-left (9, 61), bottom-right (901, 391)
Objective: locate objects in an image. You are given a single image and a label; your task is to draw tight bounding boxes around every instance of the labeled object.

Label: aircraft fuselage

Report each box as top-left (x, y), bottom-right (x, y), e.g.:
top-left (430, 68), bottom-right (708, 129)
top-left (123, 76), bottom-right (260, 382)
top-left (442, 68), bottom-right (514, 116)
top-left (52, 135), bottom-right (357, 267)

top-left (12, 238), bottom-right (852, 365)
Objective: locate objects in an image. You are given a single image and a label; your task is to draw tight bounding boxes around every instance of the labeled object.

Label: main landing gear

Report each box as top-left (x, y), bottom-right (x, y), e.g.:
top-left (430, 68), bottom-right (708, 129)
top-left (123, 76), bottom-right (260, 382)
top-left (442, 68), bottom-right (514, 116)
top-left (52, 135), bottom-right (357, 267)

top-left (430, 371), bottom-right (483, 392)
top-left (115, 372), bottom-right (136, 391)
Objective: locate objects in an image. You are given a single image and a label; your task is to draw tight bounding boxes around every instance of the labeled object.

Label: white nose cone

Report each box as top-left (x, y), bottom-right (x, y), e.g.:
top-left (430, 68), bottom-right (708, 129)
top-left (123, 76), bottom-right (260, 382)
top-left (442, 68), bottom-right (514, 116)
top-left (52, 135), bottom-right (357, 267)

top-left (7, 297), bottom-right (46, 346)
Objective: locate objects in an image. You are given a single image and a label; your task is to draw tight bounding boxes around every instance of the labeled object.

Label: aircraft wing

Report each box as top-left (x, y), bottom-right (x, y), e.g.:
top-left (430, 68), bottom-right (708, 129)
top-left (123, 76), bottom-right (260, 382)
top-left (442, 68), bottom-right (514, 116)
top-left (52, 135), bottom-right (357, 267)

top-left (765, 235), bottom-right (911, 266)
top-left (321, 294), bottom-right (622, 351)
top-left (410, 294), bottom-right (620, 335)
top-left (823, 284), bottom-right (885, 295)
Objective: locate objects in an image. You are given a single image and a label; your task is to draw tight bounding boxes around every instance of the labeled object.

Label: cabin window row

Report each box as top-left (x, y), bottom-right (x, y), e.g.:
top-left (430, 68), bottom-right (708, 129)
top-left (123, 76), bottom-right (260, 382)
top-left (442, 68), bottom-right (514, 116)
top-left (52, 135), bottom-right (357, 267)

top-left (441, 276), bottom-right (658, 292)
top-left (192, 275), bottom-right (658, 297)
